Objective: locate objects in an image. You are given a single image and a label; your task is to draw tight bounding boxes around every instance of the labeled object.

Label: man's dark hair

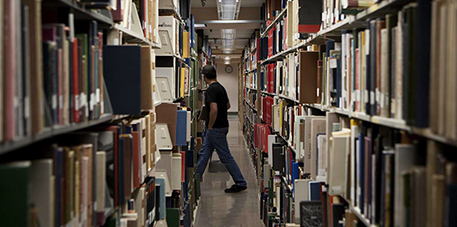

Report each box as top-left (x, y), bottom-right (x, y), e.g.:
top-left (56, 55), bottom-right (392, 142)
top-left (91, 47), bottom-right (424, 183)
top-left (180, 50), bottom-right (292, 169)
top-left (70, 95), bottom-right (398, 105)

top-left (201, 65), bottom-right (217, 79)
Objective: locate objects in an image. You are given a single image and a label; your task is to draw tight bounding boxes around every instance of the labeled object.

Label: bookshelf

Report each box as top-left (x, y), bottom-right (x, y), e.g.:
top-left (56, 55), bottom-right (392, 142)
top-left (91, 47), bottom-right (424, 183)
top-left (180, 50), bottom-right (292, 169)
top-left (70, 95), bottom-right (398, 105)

top-left (0, 0), bottom-right (201, 226)
top-left (0, 114), bottom-right (128, 155)
top-left (260, 7), bottom-right (287, 38)
top-left (243, 0), bottom-right (457, 226)
top-left (113, 24), bottom-right (162, 48)
top-left (46, 0), bottom-right (114, 25)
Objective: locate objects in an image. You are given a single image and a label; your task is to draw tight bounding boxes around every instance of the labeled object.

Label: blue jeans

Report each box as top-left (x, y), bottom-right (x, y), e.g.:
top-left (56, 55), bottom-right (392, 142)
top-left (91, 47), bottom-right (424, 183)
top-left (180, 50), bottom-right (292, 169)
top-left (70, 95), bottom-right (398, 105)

top-left (196, 127), bottom-right (247, 187)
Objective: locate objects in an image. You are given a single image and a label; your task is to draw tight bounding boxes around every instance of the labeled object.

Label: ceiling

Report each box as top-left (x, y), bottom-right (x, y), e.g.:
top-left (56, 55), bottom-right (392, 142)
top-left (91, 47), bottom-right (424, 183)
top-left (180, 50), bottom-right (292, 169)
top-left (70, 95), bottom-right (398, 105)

top-left (191, 0), bottom-right (264, 61)
top-left (191, 0), bottom-right (265, 8)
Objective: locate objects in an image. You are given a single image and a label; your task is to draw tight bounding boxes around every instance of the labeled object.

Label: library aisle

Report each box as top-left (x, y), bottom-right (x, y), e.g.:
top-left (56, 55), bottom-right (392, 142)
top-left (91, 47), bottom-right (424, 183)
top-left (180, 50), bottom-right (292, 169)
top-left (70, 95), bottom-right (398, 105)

top-left (195, 116), bottom-right (264, 227)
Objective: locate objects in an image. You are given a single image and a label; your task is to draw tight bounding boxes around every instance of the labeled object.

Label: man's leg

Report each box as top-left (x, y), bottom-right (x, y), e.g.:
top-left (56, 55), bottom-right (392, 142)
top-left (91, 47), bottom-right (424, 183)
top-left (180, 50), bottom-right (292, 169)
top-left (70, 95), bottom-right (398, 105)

top-left (195, 131), bottom-right (214, 178)
top-left (208, 128), bottom-right (247, 187)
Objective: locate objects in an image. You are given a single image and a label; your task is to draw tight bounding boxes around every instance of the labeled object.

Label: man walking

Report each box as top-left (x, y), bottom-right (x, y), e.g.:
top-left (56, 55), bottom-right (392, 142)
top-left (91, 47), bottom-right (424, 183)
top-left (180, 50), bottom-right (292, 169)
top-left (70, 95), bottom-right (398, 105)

top-left (195, 65), bottom-right (247, 193)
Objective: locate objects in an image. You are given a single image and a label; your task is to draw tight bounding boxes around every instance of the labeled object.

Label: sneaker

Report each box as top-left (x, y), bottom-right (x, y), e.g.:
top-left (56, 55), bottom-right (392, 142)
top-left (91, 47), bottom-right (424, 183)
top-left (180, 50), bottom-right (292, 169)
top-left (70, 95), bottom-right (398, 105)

top-left (224, 184), bottom-right (247, 193)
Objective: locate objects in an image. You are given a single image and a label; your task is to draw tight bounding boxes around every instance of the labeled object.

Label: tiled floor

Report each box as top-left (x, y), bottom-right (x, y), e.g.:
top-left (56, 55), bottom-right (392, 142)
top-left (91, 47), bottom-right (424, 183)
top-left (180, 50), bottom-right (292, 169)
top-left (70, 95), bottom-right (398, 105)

top-left (194, 116), bottom-right (264, 227)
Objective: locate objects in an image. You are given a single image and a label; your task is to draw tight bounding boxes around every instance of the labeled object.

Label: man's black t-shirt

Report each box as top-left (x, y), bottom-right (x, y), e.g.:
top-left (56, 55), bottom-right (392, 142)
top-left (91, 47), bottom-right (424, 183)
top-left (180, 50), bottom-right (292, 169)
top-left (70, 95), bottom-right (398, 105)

top-left (206, 82), bottom-right (229, 128)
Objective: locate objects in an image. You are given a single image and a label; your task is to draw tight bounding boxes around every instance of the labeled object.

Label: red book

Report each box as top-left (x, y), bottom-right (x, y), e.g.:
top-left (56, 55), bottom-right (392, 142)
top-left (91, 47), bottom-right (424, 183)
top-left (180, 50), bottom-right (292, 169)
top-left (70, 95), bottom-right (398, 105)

top-left (3, 0), bottom-right (16, 141)
top-left (132, 131), bottom-right (140, 189)
top-left (267, 20), bottom-right (274, 57)
top-left (263, 125), bottom-right (270, 153)
top-left (268, 97), bottom-right (274, 125)
top-left (111, 0), bottom-right (123, 22)
top-left (72, 38), bottom-right (80, 123)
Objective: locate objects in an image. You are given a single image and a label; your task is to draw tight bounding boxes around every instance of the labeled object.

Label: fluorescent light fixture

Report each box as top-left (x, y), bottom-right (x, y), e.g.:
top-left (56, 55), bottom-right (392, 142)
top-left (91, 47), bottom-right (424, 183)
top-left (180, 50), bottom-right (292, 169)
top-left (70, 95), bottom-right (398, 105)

top-left (194, 23), bottom-right (207, 28)
top-left (221, 29), bottom-right (236, 51)
top-left (215, 0), bottom-right (241, 61)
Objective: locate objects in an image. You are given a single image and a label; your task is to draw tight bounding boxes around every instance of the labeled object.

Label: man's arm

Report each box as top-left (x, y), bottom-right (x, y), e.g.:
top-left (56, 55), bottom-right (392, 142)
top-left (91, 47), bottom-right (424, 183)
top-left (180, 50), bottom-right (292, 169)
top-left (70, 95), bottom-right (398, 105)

top-left (227, 102), bottom-right (231, 110)
top-left (208, 102), bottom-right (218, 129)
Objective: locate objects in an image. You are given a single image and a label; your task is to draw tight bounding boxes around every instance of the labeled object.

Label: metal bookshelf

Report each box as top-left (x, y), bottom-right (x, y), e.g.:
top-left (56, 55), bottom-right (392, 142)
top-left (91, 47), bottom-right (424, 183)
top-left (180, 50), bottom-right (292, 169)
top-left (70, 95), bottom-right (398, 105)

top-left (113, 24), bottom-right (162, 48)
top-left (0, 114), bottom-right (129, 155)
top-left (49, 0), bottom-right (114, 25)
top-left (260, 8), bottom-right (288, 38)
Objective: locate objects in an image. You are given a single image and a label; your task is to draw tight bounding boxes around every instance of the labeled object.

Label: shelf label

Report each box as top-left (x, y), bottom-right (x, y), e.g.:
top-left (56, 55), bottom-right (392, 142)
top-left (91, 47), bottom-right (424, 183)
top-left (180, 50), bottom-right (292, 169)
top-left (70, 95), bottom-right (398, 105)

top-left (75, 95), bottom-right (80, 110)
top-left (24, 97), bottom-right (30, 118)
top-left (370, 91), bottom-right (375, 105)
top-left (80, 93), bottom-right (86, 108)
top-left (52, 94), bottom-right (57, 110)
top-left (96, 88), bottom-right (101, 103)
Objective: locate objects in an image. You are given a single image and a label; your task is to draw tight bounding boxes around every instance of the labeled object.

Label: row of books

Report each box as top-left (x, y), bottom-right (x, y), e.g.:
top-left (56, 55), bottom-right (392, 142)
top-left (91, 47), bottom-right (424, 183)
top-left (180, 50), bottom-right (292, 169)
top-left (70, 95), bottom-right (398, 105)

top-left (244, 71), bottom-right (257, 91)
top-left (242, 32), bottom-right (260, 73)
top-left (242, 100), bottom-right (258, 169)
top-left (258, 2), bottom-right (437, 133)
top-left (112, 0), bottom-right (160, 43)
top-left (0, 0), bottom-right (111, 143)
top-left (263, 0), bottom-right (287, 21)
top-left (260, 0), bottom-right (323, 60)
top-left (0, 112), bottom-right (160, 227)
top-left (244, 89), bottom-right (257, 109)
top-left (262, 52), bottom-right (302, 97)
top-left (319, 1), bottom-right (431, 129)
top-left (258, 108), bottom-right (457, 226)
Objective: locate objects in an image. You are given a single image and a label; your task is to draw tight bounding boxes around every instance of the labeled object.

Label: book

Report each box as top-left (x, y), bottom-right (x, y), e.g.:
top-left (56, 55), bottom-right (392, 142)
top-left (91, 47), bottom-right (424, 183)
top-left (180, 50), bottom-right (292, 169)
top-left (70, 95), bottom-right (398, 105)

top-left (394, 144), bottom-right (416, 227)
top-left (310, 118), bottom-right (326, 179)
top-left (0, 161), bottom-right (31, 227)
top-left (3, 0), bottom-right (19, 140)
top-left (30, 159), bottom-right (54, 227)
top-left (103, 45), bottom-right (142, 115)
top-left (445, 163), bottom-right (457, 227)
top-left (329, 129), bottom-right (350, 197)
top-left (298, 0), bottom-right (322, 34)
top-left (298, 51), bottom-right (319, 103)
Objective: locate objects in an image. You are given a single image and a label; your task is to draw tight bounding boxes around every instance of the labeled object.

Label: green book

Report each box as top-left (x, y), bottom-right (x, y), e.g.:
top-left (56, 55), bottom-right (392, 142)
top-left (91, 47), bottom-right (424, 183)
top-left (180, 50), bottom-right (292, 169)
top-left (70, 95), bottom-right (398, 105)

top-left (0, 161), bottom-right (31, 227)
top-left (166, 208), bottom-right (181, 227)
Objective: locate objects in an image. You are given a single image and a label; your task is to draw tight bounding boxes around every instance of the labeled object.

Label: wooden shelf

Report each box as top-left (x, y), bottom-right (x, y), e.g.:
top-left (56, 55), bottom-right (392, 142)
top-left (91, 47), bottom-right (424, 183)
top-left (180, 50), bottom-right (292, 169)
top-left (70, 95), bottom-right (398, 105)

top-left (0, 114), bottom-right (129, 156)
